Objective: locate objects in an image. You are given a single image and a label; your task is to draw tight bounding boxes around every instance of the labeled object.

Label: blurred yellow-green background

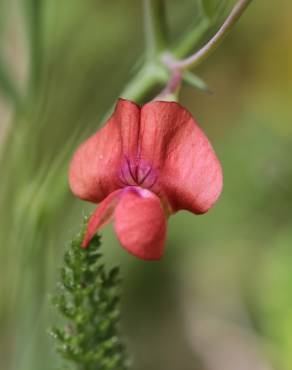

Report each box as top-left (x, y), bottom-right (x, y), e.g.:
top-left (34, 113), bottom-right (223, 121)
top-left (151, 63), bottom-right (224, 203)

top-left (1, 0), bottom-right (292, 369)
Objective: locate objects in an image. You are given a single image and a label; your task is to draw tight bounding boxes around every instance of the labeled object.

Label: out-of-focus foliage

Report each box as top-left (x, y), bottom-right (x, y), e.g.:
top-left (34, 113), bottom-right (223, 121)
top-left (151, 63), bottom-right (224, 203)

top-left (0, 1), bottom-right (292, 370)
top-left (200, 0), bottom-right (227, 19)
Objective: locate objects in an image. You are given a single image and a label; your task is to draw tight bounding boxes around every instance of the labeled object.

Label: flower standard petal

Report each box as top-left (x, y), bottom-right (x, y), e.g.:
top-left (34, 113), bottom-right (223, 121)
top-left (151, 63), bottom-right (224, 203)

top-left (140, 101), bottom-right (223, 214)
top-left (114, 188), bottom-right (167, 260)
top-left (69, 99), bottom-right (140, 203)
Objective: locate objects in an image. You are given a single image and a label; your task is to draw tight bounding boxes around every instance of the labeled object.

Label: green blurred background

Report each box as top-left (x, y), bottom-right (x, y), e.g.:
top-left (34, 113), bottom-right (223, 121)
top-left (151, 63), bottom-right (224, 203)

top-left (0, 0), bottom-right (292, 369)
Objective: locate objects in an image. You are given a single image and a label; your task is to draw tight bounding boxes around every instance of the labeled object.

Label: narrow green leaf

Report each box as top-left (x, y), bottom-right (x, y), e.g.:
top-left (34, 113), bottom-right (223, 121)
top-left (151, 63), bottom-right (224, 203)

top-left (200, 0), bottom-right (228, 20)
top-left (0, 55), bottom-right (21, 105)
top-left (24, 0), bottom-right (44, 95)
top-left (183, 71), bottom-right (212, 94)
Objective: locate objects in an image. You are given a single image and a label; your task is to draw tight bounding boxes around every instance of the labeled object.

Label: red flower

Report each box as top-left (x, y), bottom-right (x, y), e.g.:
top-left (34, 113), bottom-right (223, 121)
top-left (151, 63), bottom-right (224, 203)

top-left (69, 99), bottom-right (222, 260)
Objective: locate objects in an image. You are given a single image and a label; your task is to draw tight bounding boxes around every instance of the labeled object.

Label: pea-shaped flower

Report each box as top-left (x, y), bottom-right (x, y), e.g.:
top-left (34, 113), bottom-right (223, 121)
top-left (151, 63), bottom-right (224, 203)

top-left (69, 99), bottom-right (222, 260)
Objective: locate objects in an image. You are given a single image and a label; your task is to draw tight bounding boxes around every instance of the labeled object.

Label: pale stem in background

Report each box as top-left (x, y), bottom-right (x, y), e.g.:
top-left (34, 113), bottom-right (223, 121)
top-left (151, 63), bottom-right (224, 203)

top-left (155, 70), bottom-right (182, 101)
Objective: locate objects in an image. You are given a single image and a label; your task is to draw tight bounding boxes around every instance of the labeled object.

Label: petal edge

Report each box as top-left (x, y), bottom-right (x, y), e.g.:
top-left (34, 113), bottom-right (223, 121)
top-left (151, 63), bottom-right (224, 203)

top-left (82, 189), bottom-right (123, 247)
top-left (140, 101), bottom-right (223, 214)
top-left (114, 188), bottom-right (167, 260)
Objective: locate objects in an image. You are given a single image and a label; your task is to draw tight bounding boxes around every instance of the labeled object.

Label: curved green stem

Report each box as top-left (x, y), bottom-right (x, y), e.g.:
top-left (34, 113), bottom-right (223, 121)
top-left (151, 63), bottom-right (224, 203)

top-left (164, 0), bottom-right (253, 70)
top-left (106, 0), bottom-right (253, 108)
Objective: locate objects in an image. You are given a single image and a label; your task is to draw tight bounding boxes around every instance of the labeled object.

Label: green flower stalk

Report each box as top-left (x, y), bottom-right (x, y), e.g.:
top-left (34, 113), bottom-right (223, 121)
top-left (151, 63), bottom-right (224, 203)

top-left (51, 220), bottom-right (129, 370)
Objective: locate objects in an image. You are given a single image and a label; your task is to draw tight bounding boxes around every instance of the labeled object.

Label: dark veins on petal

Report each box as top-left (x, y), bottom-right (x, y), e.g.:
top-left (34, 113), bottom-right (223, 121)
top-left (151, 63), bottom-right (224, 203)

top-left (118, 157), bottom-right (157, 190)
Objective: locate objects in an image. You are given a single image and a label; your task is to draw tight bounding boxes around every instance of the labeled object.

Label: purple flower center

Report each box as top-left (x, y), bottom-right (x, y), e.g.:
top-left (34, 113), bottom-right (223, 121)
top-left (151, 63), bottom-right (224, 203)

top-left (119, 157), bottom-right (157, 189)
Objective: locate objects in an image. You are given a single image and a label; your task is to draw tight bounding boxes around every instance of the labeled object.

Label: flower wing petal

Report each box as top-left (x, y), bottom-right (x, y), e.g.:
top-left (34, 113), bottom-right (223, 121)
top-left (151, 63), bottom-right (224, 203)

top-left (82, 189), bottom-right (123, 247)
top-left (69, 99), bottom-right (140, 203)
top-left (140, 101), bottom-right (223, 214)
top-left (114, 188), bottom-right (167, 260)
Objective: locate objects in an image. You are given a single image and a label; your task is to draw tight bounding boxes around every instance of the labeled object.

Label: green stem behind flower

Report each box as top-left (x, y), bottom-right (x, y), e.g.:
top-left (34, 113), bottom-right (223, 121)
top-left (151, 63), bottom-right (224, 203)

top-left (144, 0), bottom-right (168, 61)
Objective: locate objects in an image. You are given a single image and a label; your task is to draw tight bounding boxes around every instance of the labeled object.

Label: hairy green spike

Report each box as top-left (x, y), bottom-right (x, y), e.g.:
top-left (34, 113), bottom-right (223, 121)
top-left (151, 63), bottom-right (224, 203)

top-left (51, 218), bottom-right (130, 370)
